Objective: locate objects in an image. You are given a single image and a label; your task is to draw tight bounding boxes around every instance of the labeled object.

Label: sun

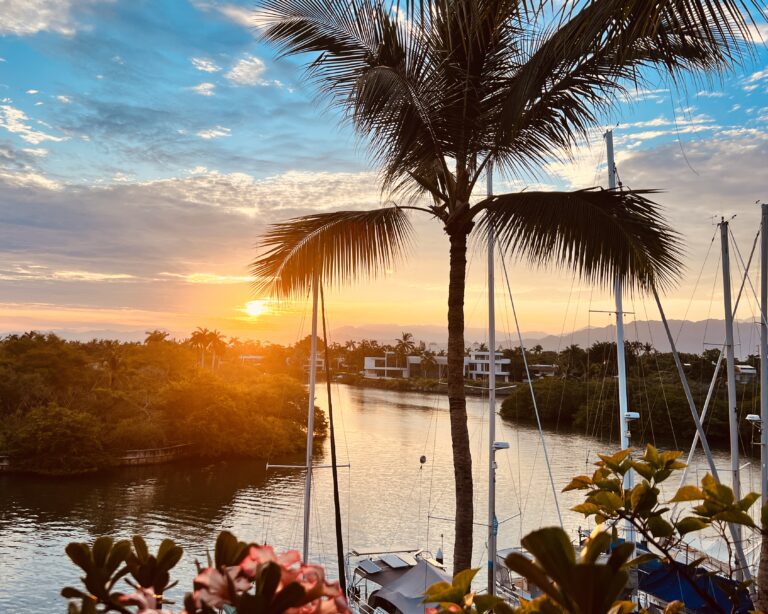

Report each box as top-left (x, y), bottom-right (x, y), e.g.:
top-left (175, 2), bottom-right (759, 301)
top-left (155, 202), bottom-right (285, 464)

top-left (244, 299), bottom-right (270, 318)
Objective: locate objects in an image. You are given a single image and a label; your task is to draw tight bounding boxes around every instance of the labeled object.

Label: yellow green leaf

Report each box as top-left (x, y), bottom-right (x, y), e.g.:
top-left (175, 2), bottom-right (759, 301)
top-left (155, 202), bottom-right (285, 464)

top-left (669, 485), bottom-right (703, 503)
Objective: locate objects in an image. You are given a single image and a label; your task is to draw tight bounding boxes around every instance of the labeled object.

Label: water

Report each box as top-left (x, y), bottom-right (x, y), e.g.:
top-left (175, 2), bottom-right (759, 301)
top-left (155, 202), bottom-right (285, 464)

top-left (0, 384), bottom-right (758, 612)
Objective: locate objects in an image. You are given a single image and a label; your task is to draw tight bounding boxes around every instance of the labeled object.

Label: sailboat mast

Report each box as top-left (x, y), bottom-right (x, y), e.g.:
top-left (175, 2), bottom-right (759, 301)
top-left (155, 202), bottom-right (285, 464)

top-left (605, 130), bottom-right (634, 545)
top-left (761, 204), bottom-right (768, 506)
top-left (720, 218), bottom-right (743, 570)
top-left (303, 271), bottom-right (319, 562)
top-left (487, 165), bottom-right (497, 596)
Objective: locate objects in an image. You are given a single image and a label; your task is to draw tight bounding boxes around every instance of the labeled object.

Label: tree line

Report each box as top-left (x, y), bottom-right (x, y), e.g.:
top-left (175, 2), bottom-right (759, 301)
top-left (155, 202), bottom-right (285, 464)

top-left (0, 331), bottom-right (324, 474)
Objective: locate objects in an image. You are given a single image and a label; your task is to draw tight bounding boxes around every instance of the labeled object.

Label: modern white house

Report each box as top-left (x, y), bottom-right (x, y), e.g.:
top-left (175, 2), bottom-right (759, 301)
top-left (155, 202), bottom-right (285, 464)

top-left (734, 363), bottom-right (757, 383)
top-left (363, 350), bottom-right (509, 382)
top-left (465, 351), bottom-right (511, 383)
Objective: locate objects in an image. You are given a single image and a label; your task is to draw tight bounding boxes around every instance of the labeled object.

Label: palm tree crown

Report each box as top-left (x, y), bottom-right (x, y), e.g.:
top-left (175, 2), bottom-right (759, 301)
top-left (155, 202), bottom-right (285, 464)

top-left (252, 0), bottom-right (761, 573)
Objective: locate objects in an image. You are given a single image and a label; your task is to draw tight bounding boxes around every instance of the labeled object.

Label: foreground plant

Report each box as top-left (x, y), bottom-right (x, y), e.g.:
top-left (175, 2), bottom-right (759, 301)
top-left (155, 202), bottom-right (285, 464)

top-left (564, 445), bottom-right (762, 613)
top-left (62, 531), bottom-right (349, 614)
top-left (426, 446), bottom-right (763, 614)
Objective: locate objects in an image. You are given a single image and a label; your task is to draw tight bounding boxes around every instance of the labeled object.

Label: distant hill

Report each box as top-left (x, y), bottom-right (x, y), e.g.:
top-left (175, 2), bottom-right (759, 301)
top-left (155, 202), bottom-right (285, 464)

top-left (6, 319), bottom-right (761, 359)
top-left (331, 319), bottom-right (761, 359)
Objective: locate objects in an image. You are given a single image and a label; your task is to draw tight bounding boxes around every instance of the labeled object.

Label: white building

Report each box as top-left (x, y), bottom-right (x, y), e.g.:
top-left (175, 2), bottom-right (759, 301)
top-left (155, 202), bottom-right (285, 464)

top-left (465, 351), bottom-right (511, 383)
top-left (363, 350), bottom-right (509, 382)
top-left (735, 364), bottom-right (757, 384)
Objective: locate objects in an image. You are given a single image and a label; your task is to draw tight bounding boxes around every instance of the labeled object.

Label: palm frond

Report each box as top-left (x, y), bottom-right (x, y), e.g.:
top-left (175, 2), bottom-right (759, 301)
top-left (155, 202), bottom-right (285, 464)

top-left (476, 188), bottom-right (683, 291)
top-left (251, 207), bottom-right (414, 298)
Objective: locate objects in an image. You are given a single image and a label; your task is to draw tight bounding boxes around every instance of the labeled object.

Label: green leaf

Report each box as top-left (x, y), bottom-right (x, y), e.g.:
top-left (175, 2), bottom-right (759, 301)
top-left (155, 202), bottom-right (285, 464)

top-left (659, 450), bottom-right (684, 466)
top-left (132, 536), bottom-right (149, 562)
top-left (473, 594), bottom-right (506, 614)
top-left (105, 540), bottom-right (130, 576)
top-left (643, 445), bottom-right (660, 466)
top-left (215, 531), bottom-right (241, 567)
top-left (675, 517), bottom-right (709, 535)
top-left (669, 485), bottom-right (703, 503)
top-left (738, 492), bottom-right (760, 512)
top-left (65, 543), bottom-right (93, 573)
top-left (623, 552), bottom-right (658, 569)
top-left (598, 449), bottom-right (631, 472)
top-left (451, 568), bottom-right (479, 595)
top-left (562, 475), bottom-right (592, 492)
top-left (271, 582), bottom-right (306, 611)
top-left (606, 543), bottom-right (635, 571)
top-left (712, 510), bottom-right (756, 527)
top-left (580, 531), bottom-right (611, 564)
top-left (588, 491), bottom-right (623, 513)
top-left (630, 481), bottom-right (658, 515)
top-left (157, 542), bottom-right (183, 572)
top-left (571, 502), bottom-right (601, 516)
top-left (647, 516), bottom-right (674, 538)
top-left (522, 527), bottom-right (576, 589)
top-left (258, 561), bottom-right (282, 602)
top-left (92, 537), bottom-right (113, 568)
top-left (61, 587), bottom-right (89, 600)
top-left (503, 552), bottom-right (562, 605)
top-left (629, 461), bottom-right (654, 481)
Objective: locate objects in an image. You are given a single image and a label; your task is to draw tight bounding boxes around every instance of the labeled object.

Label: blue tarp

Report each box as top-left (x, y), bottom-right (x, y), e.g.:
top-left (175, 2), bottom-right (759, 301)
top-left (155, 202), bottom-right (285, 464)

top-left (638, 559), bottom-right (752, 614)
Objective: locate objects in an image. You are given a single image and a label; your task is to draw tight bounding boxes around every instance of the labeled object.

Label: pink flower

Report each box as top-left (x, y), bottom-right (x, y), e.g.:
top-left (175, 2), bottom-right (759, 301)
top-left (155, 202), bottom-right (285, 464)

top-left (118, 586), bottom-right (174, 614)
top-left (285, 564), bottom-right (350, 614)
top-left (191, 566), bottom-right (251, 610)
top-left (240, 545), bottom-right (302, 585)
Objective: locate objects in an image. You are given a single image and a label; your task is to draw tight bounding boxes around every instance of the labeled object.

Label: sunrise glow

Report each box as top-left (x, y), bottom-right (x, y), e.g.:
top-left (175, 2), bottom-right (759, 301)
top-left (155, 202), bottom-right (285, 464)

top-left (243, 300), bottom-right (270, 318)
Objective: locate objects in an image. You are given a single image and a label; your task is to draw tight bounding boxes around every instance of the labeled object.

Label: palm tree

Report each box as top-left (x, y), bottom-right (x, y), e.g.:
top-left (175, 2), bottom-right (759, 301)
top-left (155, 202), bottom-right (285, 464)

top-left (189, 328), bottom-right (210, 368)
top-left (208, 330), bottom-right (227, 369)
top-left (251, 0), bottom-right (759, 573)
top-left (394, 331), bottom-right (416, 366)
top-left (144, 330), bottom-right (169, 345)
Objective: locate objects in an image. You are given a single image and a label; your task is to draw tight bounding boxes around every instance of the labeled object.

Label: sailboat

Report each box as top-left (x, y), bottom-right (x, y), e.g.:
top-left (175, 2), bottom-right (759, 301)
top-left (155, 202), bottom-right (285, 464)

top-left (267, 272), bottom-right (349, 592)
top-left (591, 131), bottom-right (756, 611)
top-left (491, 130), bottom-right (761, 612)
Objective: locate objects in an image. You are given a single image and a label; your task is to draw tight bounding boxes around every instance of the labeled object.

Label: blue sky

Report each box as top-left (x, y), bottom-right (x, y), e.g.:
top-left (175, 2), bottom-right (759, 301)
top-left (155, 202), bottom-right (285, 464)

top-left (0, 1), bottom-right (768, 343)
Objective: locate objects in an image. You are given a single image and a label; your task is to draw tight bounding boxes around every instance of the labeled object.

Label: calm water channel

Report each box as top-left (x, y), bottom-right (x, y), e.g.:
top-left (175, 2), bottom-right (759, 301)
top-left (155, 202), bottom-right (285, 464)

top-left (0, 384), bottom-right (758, 612)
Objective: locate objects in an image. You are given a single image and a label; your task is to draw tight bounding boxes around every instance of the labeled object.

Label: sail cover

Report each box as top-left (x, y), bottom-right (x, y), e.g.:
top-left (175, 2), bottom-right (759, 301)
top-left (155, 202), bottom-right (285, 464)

top-left (373, 559), bottom-right (451, 614)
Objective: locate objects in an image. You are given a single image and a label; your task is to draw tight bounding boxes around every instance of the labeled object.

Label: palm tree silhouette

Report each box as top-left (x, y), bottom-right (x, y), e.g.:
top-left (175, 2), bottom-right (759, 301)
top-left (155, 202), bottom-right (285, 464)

top-left (394, 331), bottom-right (416, 367)
top-left (189, 328), bottom-right (210, 368)
top-left (251, 0), bottom-right (757, 572)
top-left (144, 330), bottom-right (169, 345)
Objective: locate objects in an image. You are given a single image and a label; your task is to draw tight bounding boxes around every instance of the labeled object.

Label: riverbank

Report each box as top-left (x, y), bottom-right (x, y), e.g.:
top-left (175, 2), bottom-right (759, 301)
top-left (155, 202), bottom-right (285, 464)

top-left (499, 375), bottom-right (757, 452)
top-left (334, 372), bottom-right (514, 396)
top-left (0, 333), bottom-right (320, 476)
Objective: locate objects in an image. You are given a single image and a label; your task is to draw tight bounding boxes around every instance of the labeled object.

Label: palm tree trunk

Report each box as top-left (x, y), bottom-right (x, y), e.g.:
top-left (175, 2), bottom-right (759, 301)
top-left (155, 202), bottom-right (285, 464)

top-left (757, 533), bottom-right (768, 611)
top-left (447, 228), bottom-right (473, 574)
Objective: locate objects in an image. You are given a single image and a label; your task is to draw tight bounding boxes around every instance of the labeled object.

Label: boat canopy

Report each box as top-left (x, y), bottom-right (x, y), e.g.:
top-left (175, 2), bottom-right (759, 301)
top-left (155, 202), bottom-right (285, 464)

top-left (373, 559), bottom-right (451, 614)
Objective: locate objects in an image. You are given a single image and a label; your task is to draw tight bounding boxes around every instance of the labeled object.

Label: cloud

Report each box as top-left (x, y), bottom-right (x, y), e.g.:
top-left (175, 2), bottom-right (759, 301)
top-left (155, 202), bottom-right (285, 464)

top-left (21, 147), bottom-right (48, 157)
top-left (160, 272), bottom-right (252, 284)
top-left (191, 57), bottom-right (221, 73)
top-left (191, 82), bottom-right (216, 96)
top-left (196, 126), bottom-right (230, 139)
top-left (623, 87), bottom-right (669, 103)
top-left (742, 67), bottom-right (768, 92)
top-left (26, 90), bottom-right (39, 95)
top-left (0, 0), bottom-right (103, 37)
top-left (696, 90), bottom-right (725, 98)
top-left (0, 166), bottom-right (385, 319)
top-left (194, 2), bottom-right (272, 33)
top-left (0, 105), bottom-right (68, 145)
top-left (56, 95), bottom-right (73, 104)
top-left (225, 55), bottom-right (268, 86)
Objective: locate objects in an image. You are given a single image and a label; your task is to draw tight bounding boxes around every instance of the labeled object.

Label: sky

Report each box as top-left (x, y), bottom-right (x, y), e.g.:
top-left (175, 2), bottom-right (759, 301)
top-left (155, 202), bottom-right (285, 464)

top-left (1, 1), bottom-right (768, 345)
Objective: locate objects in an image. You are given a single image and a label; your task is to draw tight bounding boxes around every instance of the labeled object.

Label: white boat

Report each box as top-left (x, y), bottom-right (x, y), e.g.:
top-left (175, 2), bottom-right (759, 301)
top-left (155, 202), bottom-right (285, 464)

top-left (346, 548), bottom-right (450, 614)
